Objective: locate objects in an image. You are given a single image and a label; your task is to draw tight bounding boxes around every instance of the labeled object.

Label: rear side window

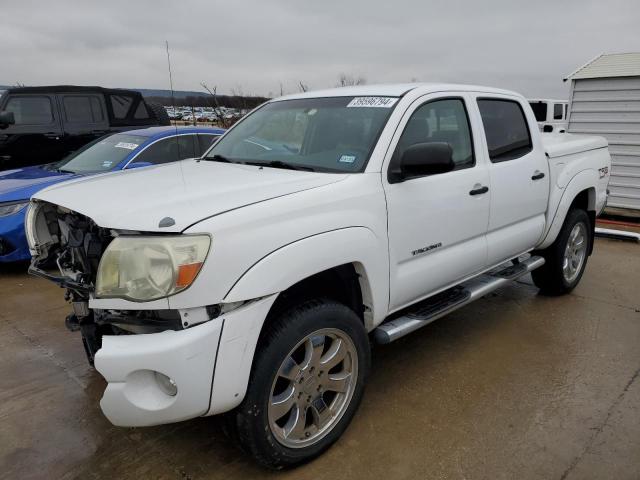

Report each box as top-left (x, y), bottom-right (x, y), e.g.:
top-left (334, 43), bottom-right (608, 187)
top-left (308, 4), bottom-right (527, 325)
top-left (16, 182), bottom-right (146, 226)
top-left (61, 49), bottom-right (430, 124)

top-left (110, 95), bottom-right (134, 119)
top-left (554, 103), bottom-right (563, 120)
top-left (394, 98), bottom-right (474, 170)
top-left (133, 135), bottom-right (197, 165)
top-left (478, 99), bottom-right (532, 162)
top-left (5, 96), bottom-right (54, 125)
top-left (197, 134), bottom-right (220, 155)
top-left (62, 95), bottom-right (104, 123)
top-left (133, 102), bottom-right (151, 119)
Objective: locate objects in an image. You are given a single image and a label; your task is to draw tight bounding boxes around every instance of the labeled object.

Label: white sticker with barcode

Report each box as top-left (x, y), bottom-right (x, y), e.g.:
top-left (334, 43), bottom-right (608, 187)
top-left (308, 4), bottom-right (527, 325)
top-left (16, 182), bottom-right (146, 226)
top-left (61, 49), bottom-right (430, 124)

top-left (347, 97), bottom-right (398, 108)
top-left (114, 142), bottom-right (139, 150)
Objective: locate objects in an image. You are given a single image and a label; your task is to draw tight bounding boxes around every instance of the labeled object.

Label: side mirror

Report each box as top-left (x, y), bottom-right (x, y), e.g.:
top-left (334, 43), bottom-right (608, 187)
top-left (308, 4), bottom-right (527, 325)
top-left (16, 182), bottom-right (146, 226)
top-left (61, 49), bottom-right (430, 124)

top-left (126, 161), bottom-right (153, 169)
top-left (543, 124), bottom-right (553, 133)
top-left (0, 111), bottom-right (15, 130)
top-left (390, 142), bottom-right (454, 182)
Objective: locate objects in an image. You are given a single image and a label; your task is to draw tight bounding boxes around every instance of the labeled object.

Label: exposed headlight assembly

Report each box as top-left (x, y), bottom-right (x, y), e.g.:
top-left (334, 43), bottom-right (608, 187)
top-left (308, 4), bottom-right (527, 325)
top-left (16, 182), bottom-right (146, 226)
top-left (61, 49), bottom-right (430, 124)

top-left (0, 200), bottom-right (28, 218)
top-left (96, 235), bottom-right (211, 302)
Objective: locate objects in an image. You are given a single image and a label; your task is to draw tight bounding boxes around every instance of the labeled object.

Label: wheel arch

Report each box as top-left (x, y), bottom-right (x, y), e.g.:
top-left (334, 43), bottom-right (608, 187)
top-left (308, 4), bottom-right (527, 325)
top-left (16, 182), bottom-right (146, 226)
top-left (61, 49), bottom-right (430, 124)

top-left (224, 226), bottom-right (388, 330)
top-left (539, 170), bottom-right (598, 251)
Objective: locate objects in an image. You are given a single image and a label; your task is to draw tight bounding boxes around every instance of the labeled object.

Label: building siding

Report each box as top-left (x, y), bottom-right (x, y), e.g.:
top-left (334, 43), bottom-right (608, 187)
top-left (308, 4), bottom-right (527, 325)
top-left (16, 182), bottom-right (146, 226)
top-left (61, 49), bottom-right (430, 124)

top-left (568, 77), bottom-right (640, 211)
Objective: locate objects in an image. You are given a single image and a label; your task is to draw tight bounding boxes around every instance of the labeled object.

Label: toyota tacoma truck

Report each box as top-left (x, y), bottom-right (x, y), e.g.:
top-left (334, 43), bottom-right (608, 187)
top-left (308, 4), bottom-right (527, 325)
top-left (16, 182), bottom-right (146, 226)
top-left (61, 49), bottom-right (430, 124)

top-left (26, 83), bottom-right (610, 469)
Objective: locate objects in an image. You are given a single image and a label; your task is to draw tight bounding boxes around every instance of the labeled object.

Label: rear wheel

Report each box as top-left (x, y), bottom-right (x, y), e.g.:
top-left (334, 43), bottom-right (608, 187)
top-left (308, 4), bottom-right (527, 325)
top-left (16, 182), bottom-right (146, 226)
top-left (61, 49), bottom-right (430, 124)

top-left (227, 300), bottom-right (370, 469)
top-left (532, 209), bottom-right (591, 295)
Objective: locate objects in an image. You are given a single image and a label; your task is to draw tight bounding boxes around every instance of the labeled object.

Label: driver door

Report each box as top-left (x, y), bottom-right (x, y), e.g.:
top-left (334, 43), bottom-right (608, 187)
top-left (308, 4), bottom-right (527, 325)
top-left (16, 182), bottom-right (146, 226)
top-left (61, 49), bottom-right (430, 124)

top-left (384, 94), bottom-right (491, 312)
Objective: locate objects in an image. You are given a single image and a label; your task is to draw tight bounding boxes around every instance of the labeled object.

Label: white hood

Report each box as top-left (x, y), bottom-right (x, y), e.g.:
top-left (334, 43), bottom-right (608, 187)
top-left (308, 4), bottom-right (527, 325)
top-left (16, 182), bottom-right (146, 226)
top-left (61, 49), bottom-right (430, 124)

top-left (33, 159), bottom-right (347, 232)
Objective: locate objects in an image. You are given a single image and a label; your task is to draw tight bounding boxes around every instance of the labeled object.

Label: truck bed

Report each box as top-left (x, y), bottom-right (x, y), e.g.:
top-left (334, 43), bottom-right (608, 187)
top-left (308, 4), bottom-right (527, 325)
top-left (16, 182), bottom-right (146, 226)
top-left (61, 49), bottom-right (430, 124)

top-left (542, 133), bottom-right (608, 158)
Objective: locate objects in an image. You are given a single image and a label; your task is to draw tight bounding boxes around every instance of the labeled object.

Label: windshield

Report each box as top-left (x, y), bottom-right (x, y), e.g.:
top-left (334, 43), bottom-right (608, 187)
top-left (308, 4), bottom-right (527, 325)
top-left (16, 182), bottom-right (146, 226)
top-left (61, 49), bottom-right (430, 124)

top-left (56, 133), bottom-right (148, 173)
top-left (204, 96), bottom-right (398, 172)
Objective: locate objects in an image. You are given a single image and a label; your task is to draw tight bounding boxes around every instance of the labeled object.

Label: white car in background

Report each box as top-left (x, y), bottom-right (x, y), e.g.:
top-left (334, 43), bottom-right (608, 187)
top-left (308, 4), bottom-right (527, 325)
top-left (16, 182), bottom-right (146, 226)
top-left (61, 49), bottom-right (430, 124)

top-left (529, 98), bottom-right (569, 133)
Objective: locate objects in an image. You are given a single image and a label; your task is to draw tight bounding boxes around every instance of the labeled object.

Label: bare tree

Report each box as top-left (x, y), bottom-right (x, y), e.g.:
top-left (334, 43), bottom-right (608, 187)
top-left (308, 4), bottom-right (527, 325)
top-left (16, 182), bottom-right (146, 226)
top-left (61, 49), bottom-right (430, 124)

top-left (298, 81), bottom-right (309, 93)
top-left (336, 73), bottom-right (366, 87)
top-left (200, 82), bottom-right (231, 128)
top-left (231, 85), bottom-right (248, 111)
top-left (279, 82), bottom-right (285, 97)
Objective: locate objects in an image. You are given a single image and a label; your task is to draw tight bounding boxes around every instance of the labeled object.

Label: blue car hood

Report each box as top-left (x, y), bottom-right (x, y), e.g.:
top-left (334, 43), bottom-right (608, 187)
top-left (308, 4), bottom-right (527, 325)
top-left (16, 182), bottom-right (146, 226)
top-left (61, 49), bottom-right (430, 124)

top-left (0, 166), bottom-right (79, 203)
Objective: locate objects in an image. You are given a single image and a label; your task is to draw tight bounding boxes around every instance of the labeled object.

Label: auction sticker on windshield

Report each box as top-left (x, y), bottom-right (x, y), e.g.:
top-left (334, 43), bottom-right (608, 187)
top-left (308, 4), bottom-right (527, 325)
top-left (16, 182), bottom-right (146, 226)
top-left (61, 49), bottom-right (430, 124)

top-left (114, 142), bottom-right (139, 150)
top-left (347, 97), bottom-right (398, 108)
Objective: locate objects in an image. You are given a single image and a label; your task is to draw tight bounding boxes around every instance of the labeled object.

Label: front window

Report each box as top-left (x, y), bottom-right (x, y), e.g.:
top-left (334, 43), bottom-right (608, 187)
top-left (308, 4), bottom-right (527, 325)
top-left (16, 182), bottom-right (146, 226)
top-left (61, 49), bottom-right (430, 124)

top-left (553, 103), bottom-right (564, 120)
top-left (5, 96), bottom-right (54, 125)
top-left (56, 133), bottom-right (147, 173)
top-left (528, 102), bottom-right (547, 122)
top-left (204, 96), bottom-right (398, 172)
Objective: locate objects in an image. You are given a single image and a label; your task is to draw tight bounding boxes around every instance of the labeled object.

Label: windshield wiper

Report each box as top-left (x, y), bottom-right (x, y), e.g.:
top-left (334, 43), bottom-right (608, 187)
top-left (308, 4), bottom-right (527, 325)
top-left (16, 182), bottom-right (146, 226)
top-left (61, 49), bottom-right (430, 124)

top-left (203, 154), bottom-right (233, 163)
top-left (244, 160), bottom-right (315, 172)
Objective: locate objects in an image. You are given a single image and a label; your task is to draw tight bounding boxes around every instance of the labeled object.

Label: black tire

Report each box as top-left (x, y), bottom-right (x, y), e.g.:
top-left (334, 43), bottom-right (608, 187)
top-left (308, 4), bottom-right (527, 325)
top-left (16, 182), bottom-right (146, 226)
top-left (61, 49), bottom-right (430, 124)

top-left (532, 209), bottom-right (591, 295)
top-left (145, 101), bottom-right (171, 126)
top-left (226, 299), bottom-right (370, 469)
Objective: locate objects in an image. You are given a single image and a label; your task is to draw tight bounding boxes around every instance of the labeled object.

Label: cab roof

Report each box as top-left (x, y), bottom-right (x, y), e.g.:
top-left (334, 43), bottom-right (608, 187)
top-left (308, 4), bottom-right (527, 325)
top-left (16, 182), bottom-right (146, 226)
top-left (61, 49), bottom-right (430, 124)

top-left (3, 85), bottom-right (143, 96)
top-left (275, 83), bottom-right (520, 101)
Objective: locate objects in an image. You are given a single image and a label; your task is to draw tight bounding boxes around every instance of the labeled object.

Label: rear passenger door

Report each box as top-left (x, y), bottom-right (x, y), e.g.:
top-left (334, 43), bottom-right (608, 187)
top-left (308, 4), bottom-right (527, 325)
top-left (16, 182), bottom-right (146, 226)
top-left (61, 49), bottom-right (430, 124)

top-left (476, 96), bottom-right (550, 265)
top-left (58, 93), bottom-right (109, 156)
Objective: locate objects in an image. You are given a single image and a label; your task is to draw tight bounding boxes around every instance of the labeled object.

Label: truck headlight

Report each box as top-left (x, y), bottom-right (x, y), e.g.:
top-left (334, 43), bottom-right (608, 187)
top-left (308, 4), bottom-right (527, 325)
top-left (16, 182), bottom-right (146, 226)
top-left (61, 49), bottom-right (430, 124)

top-left (0, 201), bottom-right (28, 218)
top-left (25, 202), bottom-right (43, 254)
top-left (96, 235), bottom-right (211, 302)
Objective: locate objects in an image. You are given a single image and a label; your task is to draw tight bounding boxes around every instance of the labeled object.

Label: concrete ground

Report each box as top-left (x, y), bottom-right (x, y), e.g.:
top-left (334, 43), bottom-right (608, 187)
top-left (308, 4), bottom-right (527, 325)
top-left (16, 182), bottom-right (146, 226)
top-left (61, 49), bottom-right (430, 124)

top-left (1, 237), bottom-right (639, 480)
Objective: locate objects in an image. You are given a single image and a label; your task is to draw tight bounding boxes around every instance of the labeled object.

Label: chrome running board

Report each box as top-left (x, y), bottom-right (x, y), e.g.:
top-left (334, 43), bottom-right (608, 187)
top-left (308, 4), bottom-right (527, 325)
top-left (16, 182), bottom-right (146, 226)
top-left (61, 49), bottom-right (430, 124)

top-left (373, 255), bottom-right (545, 344)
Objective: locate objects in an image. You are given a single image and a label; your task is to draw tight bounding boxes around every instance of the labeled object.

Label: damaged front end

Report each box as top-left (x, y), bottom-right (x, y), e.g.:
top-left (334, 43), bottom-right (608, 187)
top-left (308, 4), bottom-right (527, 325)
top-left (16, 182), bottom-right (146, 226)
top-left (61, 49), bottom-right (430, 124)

top-left (26, 201), bottom-right (184, 364)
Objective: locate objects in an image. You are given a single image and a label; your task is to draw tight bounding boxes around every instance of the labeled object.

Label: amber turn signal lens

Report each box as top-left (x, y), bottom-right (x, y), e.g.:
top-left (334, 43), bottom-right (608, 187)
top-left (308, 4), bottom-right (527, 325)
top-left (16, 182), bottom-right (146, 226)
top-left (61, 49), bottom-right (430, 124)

top-left (176, 262), bottom-right (204, 288)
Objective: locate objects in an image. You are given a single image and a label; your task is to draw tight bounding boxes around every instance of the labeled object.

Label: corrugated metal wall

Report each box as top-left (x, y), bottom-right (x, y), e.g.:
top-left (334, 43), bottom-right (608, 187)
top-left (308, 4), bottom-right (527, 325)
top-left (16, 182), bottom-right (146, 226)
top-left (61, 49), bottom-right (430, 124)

top-left (568, 77), bottom-right (640, 211)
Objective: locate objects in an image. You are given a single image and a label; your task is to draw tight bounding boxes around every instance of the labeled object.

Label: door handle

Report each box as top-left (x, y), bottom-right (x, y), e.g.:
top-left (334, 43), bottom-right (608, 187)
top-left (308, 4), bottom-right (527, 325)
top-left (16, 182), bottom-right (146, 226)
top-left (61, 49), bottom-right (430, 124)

top-left (469, 186), bottom-right (489, 196)
top-left (531, 171), bottom-right (545, 180)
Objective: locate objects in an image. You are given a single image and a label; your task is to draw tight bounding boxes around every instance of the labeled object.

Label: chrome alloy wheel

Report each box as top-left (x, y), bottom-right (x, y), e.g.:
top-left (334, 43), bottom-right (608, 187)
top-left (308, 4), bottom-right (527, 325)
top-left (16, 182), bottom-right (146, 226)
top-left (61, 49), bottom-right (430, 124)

top-left (267, 328), bottom-right (358, 448)
top-left (563, 222), bottom-right (588, 283)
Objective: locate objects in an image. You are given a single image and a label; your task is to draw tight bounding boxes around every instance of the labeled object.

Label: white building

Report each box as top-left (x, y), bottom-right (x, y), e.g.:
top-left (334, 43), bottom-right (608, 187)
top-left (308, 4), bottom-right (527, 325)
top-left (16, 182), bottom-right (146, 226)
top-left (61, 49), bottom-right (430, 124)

top-left (565, 52), bottom-right (640, 214)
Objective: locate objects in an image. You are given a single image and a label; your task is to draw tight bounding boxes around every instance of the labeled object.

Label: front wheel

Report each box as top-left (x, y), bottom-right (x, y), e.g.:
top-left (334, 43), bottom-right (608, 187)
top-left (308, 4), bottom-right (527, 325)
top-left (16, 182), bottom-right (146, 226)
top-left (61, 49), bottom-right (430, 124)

top-left (227, 300), bottom-right (370, 469)
top-left (532, 208), bottom-right (591, 295)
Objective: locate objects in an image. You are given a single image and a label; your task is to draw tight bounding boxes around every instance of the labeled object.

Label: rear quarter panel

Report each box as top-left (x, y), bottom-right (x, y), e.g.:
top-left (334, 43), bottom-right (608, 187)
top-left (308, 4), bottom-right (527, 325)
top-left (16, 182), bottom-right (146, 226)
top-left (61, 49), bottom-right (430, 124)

top-left (538, 145), bottom-right (610, 249)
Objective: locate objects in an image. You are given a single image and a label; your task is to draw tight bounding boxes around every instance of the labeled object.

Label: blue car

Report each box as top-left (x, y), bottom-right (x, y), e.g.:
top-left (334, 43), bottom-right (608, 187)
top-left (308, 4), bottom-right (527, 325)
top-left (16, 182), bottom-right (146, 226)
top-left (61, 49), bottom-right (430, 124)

top-left (0, 125), bottom-right (225, 262)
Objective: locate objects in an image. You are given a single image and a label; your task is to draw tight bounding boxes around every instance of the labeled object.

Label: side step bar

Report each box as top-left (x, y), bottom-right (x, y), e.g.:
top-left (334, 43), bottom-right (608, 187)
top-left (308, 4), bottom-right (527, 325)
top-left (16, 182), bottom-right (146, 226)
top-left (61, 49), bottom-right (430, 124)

top-left (373, 255), bottom-right (545, 344)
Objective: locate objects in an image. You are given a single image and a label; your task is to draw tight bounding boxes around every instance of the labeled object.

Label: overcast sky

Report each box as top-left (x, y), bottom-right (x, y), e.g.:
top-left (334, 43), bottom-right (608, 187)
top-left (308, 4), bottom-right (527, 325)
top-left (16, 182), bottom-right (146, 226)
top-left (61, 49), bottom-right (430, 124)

top-left (1, 0), bottom-right (638, 99)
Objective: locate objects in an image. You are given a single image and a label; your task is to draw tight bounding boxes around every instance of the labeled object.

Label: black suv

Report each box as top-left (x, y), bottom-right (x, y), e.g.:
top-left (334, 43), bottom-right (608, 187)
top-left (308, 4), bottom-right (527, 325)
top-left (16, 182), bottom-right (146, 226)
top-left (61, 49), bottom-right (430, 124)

top-left (0, 86), bottom-right (170, 171)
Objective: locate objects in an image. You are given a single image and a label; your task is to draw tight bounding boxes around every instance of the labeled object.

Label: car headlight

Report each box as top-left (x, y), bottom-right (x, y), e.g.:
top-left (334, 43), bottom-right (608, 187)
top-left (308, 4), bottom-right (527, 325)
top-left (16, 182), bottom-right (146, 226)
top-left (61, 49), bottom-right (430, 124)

top-left (96, 235), bottom-right (211, 302)
top-left (0, 201), bottom-right (28, 218)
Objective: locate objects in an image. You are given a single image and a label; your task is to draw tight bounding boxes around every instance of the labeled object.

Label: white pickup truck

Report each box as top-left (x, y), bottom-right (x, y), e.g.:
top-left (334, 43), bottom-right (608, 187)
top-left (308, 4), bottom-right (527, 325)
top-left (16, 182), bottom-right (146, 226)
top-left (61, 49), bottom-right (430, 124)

top-left (27, 83), bottom-right (610, 468)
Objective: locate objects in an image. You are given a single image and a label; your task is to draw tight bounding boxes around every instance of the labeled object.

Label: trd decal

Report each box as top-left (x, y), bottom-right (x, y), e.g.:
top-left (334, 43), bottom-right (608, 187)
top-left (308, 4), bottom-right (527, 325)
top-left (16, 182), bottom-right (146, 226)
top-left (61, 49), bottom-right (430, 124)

top-left (599, 166), bottom-right (609, 178)
top-left (412, 242), bottom-right (442, 256)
